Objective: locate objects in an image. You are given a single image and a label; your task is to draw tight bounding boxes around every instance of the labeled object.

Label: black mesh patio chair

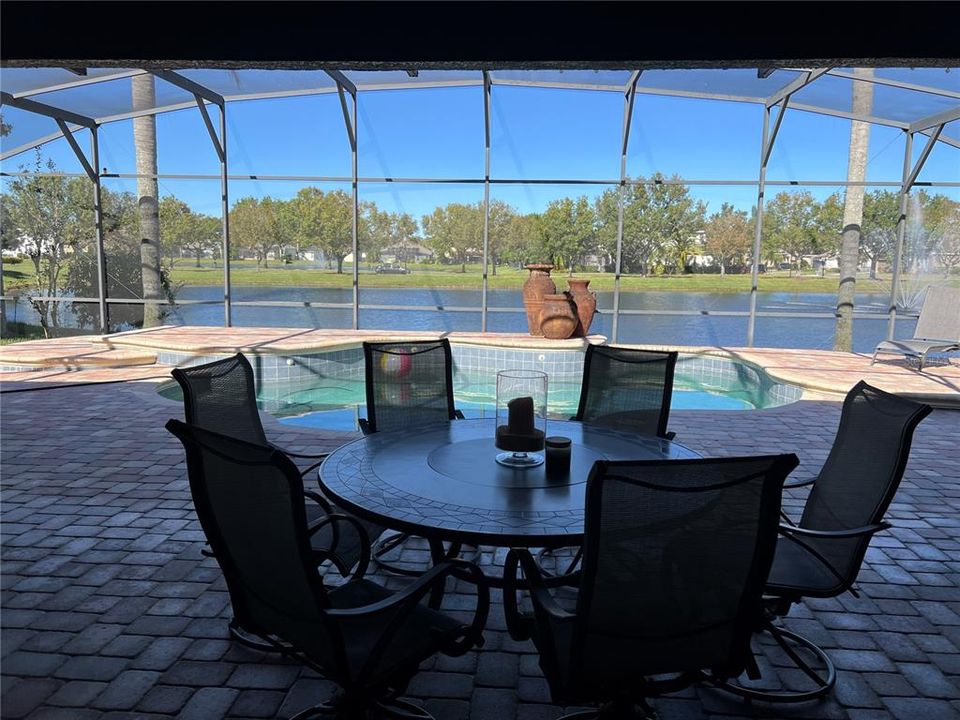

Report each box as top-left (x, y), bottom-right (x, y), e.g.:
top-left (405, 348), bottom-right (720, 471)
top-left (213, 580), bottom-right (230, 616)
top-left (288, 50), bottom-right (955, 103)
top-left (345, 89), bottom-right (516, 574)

top-left (574, 345), bottom-right (678, 440)
top-left (360, 339), bottom-right (464, 435)
top-left (872, 286), bottom-right (960, 369)
top-left (171, 352), bottom-right (386, 577)
top-left (539, 344), bottom-right (680, 579)
top-left (504, 454), bottom-right (799, 719)
top-left (361, 339), bottom-right (474, 576)
top-left (711, 381), bottom-right (933, 703)
top-left (166, 420), bottom-right (373, 650)
top-left (172, 352), bottom-right (327, 476)
top-left (166, 419), bottom-right (488, 720)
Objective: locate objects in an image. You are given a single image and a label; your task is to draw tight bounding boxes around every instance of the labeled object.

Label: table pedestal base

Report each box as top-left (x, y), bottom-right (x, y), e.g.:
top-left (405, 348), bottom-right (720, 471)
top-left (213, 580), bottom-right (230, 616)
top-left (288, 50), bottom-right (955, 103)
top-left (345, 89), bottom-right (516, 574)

top-left (495, 451), bottom-right (544, 468)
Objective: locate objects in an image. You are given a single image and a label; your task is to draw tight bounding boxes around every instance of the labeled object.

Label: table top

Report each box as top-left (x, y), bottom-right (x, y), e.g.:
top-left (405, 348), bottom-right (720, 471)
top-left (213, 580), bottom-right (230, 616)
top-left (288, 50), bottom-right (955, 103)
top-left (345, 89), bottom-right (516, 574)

top-left (319, 418), bottom-right (700, 547)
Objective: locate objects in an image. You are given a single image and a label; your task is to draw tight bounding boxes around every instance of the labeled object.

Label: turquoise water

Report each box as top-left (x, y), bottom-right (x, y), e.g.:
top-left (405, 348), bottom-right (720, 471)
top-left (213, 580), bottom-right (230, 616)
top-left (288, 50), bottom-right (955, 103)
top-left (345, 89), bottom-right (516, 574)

top-left (158, 375), bottom-right (762, 432)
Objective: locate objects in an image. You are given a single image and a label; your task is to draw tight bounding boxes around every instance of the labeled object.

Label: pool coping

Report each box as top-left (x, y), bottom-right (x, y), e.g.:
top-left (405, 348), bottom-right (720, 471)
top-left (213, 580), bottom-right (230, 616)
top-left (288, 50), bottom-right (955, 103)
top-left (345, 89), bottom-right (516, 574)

top-left (2, 326), bottom-right (958, 408)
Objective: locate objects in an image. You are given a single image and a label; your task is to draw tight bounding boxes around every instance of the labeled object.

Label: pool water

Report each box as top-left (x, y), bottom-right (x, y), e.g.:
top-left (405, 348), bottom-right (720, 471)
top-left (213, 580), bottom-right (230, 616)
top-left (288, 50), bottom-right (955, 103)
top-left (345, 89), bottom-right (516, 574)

top-left (162, 375), bottom-right (762, 433)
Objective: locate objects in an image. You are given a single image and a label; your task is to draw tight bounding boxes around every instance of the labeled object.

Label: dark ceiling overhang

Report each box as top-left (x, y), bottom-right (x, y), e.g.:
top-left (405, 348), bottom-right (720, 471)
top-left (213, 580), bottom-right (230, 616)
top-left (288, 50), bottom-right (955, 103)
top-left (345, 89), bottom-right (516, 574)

top-left (2, 1), bottom-right (959, 69)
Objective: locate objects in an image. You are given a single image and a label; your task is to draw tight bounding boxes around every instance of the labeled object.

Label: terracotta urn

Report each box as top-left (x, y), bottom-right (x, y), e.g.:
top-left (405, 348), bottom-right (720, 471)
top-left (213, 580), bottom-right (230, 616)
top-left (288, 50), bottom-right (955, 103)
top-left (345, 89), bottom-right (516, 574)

top-left (567, 278), bottom-right (597, 337)
top-left (539, 293), bottom-right (579, 340)
top-left (522, 264), bottom-right (556, 336)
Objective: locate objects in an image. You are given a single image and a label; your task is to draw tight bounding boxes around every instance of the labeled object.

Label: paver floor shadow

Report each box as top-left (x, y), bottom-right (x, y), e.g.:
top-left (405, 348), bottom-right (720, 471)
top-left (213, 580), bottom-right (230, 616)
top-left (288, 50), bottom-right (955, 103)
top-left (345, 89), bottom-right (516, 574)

top-left (2, 379), bottom-right (959, 719)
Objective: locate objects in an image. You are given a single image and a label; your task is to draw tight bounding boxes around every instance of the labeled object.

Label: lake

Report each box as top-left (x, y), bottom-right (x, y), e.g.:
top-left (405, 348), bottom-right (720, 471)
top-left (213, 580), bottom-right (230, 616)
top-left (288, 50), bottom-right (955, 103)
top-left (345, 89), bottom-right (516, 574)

top-left (7, 286), bottom-right (917, 353)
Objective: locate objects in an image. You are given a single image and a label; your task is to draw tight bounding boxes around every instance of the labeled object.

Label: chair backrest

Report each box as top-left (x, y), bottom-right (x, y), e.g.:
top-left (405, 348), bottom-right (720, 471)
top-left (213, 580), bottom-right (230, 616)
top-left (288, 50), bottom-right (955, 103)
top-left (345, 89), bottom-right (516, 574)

top-left (574, 345), bottom-right (678, 438)
top-left (914, 286), bottom-right (960, 342)
top-left (799, 381), bottom-right (932, 588)
top-left (362, 339), bottom-right (457, 433)
top-left (171, 353), bottom-right (268, 445)
top-left (566, 454), bottom-right (798, 689)
top-left (165, 420), bottom-right (345, 674)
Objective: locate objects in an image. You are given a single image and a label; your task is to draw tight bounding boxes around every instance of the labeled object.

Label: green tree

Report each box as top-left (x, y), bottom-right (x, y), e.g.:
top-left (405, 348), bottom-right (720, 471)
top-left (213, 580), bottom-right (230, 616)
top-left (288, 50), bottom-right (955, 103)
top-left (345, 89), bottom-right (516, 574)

top-left (359, 201), bottom-right (391, 266)
top-left (68, 187), bottom-right (179, 330)
top-left (595, 183), bottom-right (668, 275)
top-left (230, 197), bottom-right (283, 269)
top-left (391, 212), bottom-right (418, 265)
top-left (486, 200), bottom-right (517, 275)
top-left (1, 156), bottom-right (92, 336)
top-left (317, 190), bottom-right (354, 273)
top-left (421, 203), bottom-right (482, 272)
top-left (290, 188), bottom-right (354, 272)
top-left (859, 190), bottom-right (900, 279)
top-left (159, 197), bottom-right (219, 267)
top-left (920, 192), bottom-right (960, 277)
top-left (704, 203), bottom-right (751, 275)
top-left (538, 196), bottom-right (595, 273)
top-left (764, 191), bottom-right (828, 275)
top-left (499, 211), bottom-right (541, 267)
top-left (645, 175), bottom-right (706, 274)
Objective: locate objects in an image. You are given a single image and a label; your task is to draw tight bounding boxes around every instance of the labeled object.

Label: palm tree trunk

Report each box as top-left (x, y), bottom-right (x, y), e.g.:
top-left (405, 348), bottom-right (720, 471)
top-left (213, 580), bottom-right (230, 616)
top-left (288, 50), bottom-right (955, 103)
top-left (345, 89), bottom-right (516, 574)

top-left (834, 69), bottom-right (874, 352)
top-left (133, 75), bottom-right (163, 328)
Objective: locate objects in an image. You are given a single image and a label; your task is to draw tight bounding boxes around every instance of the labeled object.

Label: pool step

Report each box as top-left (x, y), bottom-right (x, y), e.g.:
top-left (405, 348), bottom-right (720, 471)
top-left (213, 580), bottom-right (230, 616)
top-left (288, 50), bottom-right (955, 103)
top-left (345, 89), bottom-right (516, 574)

top-left (0, 337), bottom-right (157, 372)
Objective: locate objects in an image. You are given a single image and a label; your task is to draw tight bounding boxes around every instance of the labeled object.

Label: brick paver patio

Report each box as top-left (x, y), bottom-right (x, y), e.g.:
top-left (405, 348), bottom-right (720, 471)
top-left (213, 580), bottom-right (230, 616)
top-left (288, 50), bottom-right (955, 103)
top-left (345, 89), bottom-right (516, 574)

top-left (2, 376), bottom-right (959, 719)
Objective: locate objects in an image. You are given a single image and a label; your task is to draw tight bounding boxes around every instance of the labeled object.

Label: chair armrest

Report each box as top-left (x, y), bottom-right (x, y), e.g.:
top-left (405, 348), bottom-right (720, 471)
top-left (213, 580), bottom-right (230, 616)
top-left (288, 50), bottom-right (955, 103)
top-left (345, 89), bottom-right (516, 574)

top-left (330, 559), bottom-right (490, 678)
top-left (270, 442), bottom-right (329, 460)
top-left (304, 490), bottom-right (333, 514)
top-left (775, 522), bottom-right (891, 598)
top-left (783, 476), bottom-right (817, 490)
top-left (328, 559), bottom-right (485, 619)
top-left (454, 409), bottom-right (466, 420)
top-left (308, 513), bottom-right (372, 580)
top-left (305, 490), bottom-right (337, 553)
top-left (778, 522), bottom-right (891, 539)
top-left (503, 549), bottom-right (575, 642)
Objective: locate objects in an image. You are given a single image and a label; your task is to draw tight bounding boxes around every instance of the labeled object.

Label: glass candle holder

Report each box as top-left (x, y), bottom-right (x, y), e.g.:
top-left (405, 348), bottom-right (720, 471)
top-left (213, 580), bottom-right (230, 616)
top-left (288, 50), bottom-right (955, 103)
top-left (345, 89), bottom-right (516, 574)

top-left (495, 369), bottom-right (548, 468)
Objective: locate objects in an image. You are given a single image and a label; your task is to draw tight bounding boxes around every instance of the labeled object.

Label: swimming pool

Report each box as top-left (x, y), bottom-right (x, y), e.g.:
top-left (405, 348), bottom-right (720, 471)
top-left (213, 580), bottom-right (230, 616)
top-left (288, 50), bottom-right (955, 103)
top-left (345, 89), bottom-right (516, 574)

top-left (157, 345), bottom-right (801, 432)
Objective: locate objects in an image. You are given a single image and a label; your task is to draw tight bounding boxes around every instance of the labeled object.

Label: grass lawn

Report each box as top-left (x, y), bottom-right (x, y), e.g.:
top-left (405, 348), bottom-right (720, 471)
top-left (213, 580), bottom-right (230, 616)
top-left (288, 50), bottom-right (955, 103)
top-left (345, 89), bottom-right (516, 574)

top-left (167, 262), bottom-right (900, 294)
top-left (6, 258), bottom-right (954, 295)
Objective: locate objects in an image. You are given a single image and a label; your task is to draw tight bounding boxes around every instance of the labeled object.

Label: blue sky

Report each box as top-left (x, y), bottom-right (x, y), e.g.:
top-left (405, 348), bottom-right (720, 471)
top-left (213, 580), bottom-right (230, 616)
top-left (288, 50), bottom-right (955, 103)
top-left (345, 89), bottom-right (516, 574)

top-left (4, 85), bottom-right (958, 222)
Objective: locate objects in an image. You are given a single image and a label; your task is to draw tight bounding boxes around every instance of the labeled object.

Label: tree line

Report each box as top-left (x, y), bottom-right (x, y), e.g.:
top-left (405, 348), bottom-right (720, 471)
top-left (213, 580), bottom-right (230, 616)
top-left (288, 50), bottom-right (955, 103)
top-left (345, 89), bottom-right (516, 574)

top-left (2, 158), bottom-right (958, 337)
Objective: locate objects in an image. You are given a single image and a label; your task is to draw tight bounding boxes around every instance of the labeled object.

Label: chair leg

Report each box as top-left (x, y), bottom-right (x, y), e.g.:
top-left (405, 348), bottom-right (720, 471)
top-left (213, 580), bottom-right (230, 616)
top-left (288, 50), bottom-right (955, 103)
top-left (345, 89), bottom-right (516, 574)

top-left (704, 621), bottom-right (836, 703)
top-left (288, 691), bottom-right (436, 720)
top-left (535, 546), bottom-right (583, 577)
top-left (286, 699), bottom-right (341, 719)
top-left (559, 698), bottom-right (656, 719)
top-left (375, 697), bottom-right (436, 719)
top-left (228, 619), bottom-right (283, 653)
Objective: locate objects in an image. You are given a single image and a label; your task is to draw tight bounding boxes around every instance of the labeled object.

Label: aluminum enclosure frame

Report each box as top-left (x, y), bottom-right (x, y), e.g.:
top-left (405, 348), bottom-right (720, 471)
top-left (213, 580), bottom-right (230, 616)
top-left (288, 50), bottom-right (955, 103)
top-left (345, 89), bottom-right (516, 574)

top-left (1, 68), bottom-right (957, 342)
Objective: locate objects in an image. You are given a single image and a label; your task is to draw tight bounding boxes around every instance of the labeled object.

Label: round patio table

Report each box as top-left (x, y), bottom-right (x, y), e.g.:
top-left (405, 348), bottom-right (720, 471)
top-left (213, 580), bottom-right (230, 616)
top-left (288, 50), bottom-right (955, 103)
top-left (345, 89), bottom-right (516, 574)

top-left (318, 419), bottom-right (700, 573)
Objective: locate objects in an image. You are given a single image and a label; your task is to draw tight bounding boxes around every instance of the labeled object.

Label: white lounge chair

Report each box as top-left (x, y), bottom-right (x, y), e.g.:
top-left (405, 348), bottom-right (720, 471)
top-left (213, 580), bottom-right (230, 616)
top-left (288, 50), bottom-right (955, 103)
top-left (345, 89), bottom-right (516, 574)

top-left (872, 286), bottom-right (960, 369)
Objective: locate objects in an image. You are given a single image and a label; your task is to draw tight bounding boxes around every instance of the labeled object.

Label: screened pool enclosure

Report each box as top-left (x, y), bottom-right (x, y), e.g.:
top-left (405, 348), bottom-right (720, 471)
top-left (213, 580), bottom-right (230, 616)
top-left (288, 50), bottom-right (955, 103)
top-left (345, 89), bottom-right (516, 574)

top-left (1, 67), bottom-right (958, 350)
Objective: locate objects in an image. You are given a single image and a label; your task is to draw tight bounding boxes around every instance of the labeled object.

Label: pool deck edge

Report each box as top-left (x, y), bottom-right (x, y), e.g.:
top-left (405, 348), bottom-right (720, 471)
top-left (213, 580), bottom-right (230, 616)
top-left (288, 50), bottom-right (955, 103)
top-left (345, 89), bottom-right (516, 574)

top-left (1, 326), bottom-right (958, 407)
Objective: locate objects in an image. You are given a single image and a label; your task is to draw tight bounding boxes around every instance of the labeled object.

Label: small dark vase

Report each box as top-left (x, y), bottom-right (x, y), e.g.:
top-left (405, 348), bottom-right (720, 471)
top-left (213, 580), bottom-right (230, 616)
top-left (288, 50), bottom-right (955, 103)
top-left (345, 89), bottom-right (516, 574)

top-left (567, 278), bottom-right (598, 337)
top-left (522, 264), bottom-right (556, 336)
top-left (539, 293), bottom-right (578, 340)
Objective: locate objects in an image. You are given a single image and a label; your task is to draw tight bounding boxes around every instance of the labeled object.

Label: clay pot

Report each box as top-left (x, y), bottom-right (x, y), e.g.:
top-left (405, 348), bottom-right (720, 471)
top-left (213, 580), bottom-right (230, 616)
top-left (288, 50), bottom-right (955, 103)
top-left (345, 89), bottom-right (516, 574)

top-left (567, 278), bottom-right (598, 337)
top-left (522, 264), bottom-right (556, 336)
top-left (539, 293), bottom-right (578, 340)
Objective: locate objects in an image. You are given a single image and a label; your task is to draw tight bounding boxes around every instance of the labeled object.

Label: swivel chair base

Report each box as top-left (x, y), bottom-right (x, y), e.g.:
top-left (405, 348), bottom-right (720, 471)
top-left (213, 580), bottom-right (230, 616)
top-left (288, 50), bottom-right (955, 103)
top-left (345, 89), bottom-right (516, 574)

top-left (559, 697), bottom-right (657, 720)
top-left (704, 621), bottom-right (836, 703)
top-left (289, 693), bottom-right (435, 720)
